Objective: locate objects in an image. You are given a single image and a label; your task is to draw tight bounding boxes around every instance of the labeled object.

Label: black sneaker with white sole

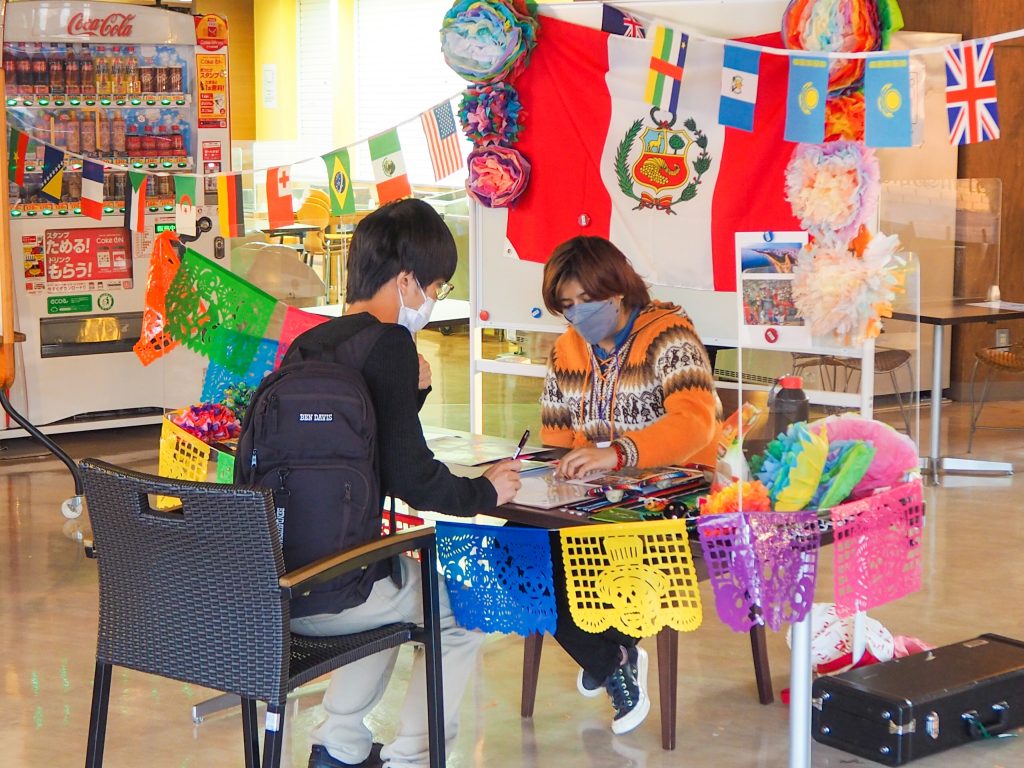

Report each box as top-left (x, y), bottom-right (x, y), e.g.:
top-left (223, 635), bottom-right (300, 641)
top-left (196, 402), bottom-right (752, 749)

top-left (577, 667), bottom-right (605, 698)
top-left (605, 645), bottom-right (650, 735)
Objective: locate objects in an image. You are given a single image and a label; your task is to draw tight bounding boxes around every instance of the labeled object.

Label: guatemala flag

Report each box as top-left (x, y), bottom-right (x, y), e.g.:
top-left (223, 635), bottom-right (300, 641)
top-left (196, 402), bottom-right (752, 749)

top-left (719, 44), bottom-right (761, 131)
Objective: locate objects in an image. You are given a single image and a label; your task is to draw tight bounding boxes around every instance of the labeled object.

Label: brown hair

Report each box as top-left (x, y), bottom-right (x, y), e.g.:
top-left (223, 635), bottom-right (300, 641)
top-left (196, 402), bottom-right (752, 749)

top-left (541, 236), bottom-right (651, 315)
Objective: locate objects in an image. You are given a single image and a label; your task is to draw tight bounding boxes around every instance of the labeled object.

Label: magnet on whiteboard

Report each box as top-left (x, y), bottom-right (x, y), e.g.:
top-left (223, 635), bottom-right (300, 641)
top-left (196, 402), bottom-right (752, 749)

top-left (530, 307), bottom-right (542, 318)
top-left (479, 310), bottom-right (490, 321)
top-left (578, 213), bottom-right (591, 227)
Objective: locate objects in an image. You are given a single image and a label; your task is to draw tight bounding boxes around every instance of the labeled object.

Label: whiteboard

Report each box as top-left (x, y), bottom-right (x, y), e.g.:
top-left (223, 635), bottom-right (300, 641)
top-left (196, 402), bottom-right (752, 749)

top-left (473, 0), bottom-right (792, 345)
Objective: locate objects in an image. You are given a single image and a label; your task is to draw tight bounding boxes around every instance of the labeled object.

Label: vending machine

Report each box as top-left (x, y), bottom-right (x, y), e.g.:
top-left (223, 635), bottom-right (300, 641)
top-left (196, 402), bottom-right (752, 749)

top-left (2, 1), bottom-right (232, 438)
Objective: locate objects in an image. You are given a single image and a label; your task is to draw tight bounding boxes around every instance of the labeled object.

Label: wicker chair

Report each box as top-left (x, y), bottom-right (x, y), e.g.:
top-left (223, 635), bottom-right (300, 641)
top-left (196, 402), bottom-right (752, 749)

top-left (968, 342), bottom-right (1024, 452)
top-left (79, 459), bottom-right (445, 768)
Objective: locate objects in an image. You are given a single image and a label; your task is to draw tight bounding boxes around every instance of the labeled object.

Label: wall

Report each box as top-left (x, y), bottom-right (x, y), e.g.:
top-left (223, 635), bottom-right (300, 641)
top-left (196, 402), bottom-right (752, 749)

top-left (899, 1), bottom-right (1024, 399)
top-left (252, 0), bottom-right (298, 142)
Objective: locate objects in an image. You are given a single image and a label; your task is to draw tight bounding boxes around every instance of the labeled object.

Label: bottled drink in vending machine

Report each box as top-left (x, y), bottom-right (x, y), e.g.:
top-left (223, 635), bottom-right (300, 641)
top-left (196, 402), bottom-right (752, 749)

top-left (65, 170), bottom-right (81, 202)
top-left (96, 112), bottom-right (111, 155)
top-left (169, 65), bottom-right (183, 93)
top-left (63, 112), bottom-right (81, 154)
top-left (126, 125), bottom-right (141, 158)
top-left (81, 112), bottom-right (97, 156)
top-left (112, 171), bottom-right (126, 202)
top-left (170, 124), bottom-right (185, 156)
top-left (111, 112), bottom-right (126, 156)
top-left (4, 45), bottom-right (19, 96)
top-left (53, 112), bottom-right (68, 149)
top-left (94, 45), bottom-right (110, 95)
top-left (155, 125), bottom-right (169, 157)
top-left (48, 44), bottom-right (65, 95)
top-left (124, 47), bottom-right (140, 95)
top-left (158, 173), bottom-right (174, 199)
top-left (142, 125), bottom-right (156, 157)
top-left (16, 44), bottom-right (33, 96)
top-left (139, 57), bottom-right (154, 93)
top-left (109, 47), bottom-right (122, 95)
top-left (79, 45), bottom-right (95, 96)
top-left (32, 44), bottom-right (49, 96)
top-left (155, 65), bottom-right (168, 93)
top-left (64, 44), bottom-right (80, 95)
top-left (34, 114), bottom-right (50, 161)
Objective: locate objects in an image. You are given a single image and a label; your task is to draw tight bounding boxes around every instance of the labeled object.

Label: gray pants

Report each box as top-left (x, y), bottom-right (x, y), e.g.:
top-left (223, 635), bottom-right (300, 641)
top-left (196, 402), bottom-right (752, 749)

top-left (292, 555), bottom-right (485, 768)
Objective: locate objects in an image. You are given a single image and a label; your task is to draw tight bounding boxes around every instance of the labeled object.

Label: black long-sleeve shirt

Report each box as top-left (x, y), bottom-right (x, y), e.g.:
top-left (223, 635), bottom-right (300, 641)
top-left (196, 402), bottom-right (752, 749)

top-left (285, 313), bottom-right (496, 510)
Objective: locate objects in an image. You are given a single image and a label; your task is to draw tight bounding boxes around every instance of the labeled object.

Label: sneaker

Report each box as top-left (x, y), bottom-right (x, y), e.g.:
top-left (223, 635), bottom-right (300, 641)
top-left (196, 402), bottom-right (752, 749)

top-left (605, 646), bottom-right (650, 735)
top-left (308, 743), bottom-right (384, 768)
top-left (576, 667), bottom-right (605, 698)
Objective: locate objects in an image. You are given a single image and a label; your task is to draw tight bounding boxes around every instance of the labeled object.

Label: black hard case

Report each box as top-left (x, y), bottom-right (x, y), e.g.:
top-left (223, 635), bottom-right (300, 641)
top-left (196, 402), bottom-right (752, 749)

top-left (811, 634), bottom-right (1024, 765)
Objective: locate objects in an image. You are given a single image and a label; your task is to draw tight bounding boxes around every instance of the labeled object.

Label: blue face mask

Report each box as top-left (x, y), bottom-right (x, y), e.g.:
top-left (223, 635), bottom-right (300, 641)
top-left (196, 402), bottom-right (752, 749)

top-left (564, 300), bottom-right (620, 345)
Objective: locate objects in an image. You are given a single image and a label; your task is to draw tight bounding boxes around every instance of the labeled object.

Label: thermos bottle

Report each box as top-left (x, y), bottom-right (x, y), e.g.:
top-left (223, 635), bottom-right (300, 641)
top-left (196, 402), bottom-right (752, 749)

top-left (769, 375), bottom-right (809, 439)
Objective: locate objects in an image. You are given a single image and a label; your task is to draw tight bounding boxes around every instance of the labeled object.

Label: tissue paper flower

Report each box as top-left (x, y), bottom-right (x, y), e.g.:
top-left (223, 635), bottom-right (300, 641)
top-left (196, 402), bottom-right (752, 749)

top-left (466, 145), bottom-right (531, 207)
top-left (755, 422), bottom-right (830, 511)
top-left (169, 403), bottom-right (241, 443)
top-left (441, 0), bottom-right (538, 84)
top-left (781, 0), bottom-right (883, 92)
top-left (811, 415), bottom-right (919, 498)
top-left (459, 82), bottom-right (523, 146)
top-left (785, 141), bottom-right (879, 247)
top-left (824, 89), bottom-right (865, 142)
top-left (704, 480), bottom-right (773, 514)
top-left (792, 232), bottom-right (905, 343)
top-left (810, 439), bottom-right (876, 509)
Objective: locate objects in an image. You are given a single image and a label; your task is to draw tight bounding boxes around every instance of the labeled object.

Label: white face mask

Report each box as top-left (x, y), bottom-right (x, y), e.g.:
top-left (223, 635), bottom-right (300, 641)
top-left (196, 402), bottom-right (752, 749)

top-left (397, 278), bottom-right (435, 334)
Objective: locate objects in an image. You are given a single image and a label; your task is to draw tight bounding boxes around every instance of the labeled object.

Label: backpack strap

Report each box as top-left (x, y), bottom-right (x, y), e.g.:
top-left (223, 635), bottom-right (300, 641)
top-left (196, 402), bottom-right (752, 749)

top-left (316, 322), bottom-right (391, 369)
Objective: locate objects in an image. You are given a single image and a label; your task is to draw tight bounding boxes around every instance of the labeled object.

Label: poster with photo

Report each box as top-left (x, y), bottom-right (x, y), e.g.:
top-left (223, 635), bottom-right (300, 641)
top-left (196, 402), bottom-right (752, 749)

top-left (736, 231), bottom-right (813, 349)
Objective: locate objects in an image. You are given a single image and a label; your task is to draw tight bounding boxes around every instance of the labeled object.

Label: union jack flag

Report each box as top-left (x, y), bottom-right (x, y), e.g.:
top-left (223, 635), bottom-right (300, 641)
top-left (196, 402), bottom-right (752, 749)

top-left (945, 41), bottom-right (1000, 145)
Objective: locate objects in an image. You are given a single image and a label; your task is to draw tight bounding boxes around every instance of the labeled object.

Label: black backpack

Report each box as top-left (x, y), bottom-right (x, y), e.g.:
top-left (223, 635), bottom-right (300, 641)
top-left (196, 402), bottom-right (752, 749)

top-left (235, 323), bottom-right (389, 601)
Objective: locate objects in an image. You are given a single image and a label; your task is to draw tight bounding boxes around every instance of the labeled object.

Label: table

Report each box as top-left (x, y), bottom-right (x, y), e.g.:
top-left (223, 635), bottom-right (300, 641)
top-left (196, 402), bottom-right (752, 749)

top-left (260, 223), bottom-right (321, 246)
top-left (485, 493), bottom-right (774, 752)
top-left (891, 298), bottom-right (1024, 481)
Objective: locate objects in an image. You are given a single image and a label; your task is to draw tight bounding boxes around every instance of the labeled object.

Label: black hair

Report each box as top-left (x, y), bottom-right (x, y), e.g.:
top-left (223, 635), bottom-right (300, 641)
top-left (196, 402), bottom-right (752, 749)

top-left (345, 198), bottom-right (457, 302)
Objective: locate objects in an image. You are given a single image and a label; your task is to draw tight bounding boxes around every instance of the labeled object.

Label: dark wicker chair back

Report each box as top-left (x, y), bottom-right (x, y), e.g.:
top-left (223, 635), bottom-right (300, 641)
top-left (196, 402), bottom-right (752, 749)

top-left (79, 458), bottom-right (446, 768)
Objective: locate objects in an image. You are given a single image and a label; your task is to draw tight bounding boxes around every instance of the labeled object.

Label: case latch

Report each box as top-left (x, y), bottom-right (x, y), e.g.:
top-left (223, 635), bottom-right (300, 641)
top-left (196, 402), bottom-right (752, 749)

top-left (888, 719), bottom-right (916, 735)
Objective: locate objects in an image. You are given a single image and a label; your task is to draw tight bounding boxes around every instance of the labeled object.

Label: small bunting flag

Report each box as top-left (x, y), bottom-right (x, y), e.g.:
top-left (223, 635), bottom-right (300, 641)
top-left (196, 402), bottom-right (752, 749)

top-left (80, 159), bottom-right (105, 221)
top-left (784, 55), bottom-right (829, 144)
top-left (40, 145), bottom-right (66, 202)
top-left (124, 170), bottom-right (148, 233)
top-left (174, 174), bottom-right (197, 237)
top-left (865, 54), bottom-right (913, 148)
top-left (217, 173), bottom-right (244, 237)
top-left (719, 44), bottom-right (761, 132)
top-left (368, 129), bottom-right (411, 205)
top-left (945, 41), bottom-right (1000, 145)
top-left (646, 26), bottom-right (689, 115)
top-left (321, 148), bottom-right (355, 215)
top-left (7, 128), bottom-right (30, 186)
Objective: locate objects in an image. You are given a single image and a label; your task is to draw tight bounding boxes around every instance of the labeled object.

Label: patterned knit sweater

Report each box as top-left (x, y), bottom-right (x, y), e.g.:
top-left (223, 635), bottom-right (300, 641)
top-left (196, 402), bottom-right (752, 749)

top-left (540, 301), bottom-right (718, 468)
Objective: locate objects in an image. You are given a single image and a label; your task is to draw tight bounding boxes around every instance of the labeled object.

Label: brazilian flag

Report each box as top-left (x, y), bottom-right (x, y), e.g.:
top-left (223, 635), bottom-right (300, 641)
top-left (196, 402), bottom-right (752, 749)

top-left (321, 148), bottom-right (355, 215)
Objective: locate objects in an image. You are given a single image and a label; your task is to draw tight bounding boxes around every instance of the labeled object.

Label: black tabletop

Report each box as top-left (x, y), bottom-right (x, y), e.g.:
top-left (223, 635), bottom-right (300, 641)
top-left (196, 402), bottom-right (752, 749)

top-left (891, 298), bottom-right (1024, 326)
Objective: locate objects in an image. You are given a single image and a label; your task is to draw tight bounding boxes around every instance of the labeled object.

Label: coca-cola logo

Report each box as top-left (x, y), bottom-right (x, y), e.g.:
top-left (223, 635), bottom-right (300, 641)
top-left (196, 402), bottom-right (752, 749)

top-left (67, 12), bottom-right (135, 38)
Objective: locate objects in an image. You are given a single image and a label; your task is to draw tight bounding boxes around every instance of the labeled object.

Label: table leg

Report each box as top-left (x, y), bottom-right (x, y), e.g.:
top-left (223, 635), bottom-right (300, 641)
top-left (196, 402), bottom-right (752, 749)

top-left (750, 624), bottom-right (774, 704)
top-left (788, 612), bottom-right (812, 768)
top-left (520, 632), bottom-right (543, 718)
top-left (928, 324), bottom-right (943, 484)
top-left (656, 628), bottom-right (678, 750)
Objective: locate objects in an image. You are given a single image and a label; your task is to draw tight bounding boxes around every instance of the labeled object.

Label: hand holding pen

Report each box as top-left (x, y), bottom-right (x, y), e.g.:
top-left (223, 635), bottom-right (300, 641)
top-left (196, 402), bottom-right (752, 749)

top-left (512, 429), bottom-right (530, 460)
top-left (483, 429), bottom-right (527, 505)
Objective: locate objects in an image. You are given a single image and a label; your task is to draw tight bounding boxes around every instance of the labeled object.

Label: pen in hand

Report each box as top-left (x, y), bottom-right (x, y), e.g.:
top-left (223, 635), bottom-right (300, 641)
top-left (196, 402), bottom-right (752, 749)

top-left (511, 429), bottom-right (530, 460)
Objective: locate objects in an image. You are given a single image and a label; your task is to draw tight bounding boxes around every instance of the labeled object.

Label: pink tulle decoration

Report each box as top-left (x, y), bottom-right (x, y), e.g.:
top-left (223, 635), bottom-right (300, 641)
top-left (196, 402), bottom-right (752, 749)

top-left (791, 233), bottom-right (904, 343)
top-left (466, 145), bottom-right (531, 207)
top-left (785, 141), bottom-right (879, 247)
top-left (782, 0), bottom-right (882, 92)
top-left (810, 415), bottom-right (918, 498)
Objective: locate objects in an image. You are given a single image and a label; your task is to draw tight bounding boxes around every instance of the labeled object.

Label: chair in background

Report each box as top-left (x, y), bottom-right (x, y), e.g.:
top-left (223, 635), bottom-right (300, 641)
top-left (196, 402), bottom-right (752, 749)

top-left (968, 342), bottom-right (1024, 452)
top-left (79, 459), bottom-right (445, 768)
top-left (819, 348), bottom-right (915, 433)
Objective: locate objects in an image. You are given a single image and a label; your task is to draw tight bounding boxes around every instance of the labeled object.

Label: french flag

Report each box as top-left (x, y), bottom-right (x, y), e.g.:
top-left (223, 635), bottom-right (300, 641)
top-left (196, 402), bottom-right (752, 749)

top-left (81, 159), bottom-right (105, 221)
top-left (506, 16), bottom-right (798, 292)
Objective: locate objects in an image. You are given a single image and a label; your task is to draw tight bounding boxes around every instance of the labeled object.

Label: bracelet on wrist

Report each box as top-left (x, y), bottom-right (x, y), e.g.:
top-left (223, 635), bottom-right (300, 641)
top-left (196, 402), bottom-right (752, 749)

top-left (611, 442), bottom-right (626, 471)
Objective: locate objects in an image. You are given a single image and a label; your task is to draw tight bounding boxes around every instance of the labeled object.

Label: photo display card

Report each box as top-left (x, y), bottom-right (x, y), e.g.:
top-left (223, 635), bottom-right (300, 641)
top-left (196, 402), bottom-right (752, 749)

top-left (736, 231), bottom-right (812, 350)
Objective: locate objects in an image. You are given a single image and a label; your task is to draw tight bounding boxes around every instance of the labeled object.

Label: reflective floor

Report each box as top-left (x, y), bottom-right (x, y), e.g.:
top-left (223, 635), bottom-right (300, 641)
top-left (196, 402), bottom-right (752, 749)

top-left (2, 328), bottom-right (1023, 767)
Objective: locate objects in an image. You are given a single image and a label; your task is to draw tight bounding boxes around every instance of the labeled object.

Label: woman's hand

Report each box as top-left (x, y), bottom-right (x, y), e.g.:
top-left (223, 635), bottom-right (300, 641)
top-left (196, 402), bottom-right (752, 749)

top-left (555, 446), bottom-right (619, 479)
top-left (417, 353), bottom-right (432, 390)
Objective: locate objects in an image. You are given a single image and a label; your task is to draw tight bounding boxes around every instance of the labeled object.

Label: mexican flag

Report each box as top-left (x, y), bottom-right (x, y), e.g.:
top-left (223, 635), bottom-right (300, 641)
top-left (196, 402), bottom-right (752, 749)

top-left (506, 15), bottom-right (799, 292)
top-left (368, 129), bottom-right (411, 205)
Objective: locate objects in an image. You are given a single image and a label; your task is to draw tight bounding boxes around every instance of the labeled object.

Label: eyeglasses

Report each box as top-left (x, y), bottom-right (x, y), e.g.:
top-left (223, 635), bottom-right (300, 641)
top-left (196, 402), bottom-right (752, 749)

top-left (436, 281), bottom-right (454, 301)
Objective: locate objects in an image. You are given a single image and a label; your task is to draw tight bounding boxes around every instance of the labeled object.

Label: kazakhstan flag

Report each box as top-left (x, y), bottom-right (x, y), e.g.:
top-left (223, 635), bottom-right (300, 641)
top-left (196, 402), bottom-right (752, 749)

top-left (865, 54), bottom-right (912, 148)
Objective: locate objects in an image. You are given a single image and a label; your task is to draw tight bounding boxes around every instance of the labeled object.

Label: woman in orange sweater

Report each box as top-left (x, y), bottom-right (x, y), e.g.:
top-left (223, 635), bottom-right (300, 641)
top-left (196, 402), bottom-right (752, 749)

top-left (539, 236), bottom-right (718, 735)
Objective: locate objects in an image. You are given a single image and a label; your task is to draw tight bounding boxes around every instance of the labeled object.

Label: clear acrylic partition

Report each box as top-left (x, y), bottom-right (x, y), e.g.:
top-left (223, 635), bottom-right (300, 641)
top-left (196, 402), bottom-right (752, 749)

top-left (721, 231), bottom-right (922, 508)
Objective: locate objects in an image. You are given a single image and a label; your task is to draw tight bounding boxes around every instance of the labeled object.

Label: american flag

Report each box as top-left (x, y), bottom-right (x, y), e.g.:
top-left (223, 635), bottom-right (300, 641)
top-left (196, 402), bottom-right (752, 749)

top-left (420, 101), bottom-right (463, 181)
top-left (945, 41), bottom-right (1000, 145)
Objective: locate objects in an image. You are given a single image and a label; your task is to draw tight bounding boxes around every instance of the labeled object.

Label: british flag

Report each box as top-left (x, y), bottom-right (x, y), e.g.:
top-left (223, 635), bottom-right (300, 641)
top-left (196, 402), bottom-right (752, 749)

top-left (601, 7), bottom-right (646, 38)
top-left (945, 41), bottom-right (1000, 145)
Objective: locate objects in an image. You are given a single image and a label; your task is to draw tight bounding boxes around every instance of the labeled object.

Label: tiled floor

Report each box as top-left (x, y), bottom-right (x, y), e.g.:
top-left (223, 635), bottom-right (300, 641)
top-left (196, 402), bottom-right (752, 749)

top-left (2, 329), bottom-right (1023, 767)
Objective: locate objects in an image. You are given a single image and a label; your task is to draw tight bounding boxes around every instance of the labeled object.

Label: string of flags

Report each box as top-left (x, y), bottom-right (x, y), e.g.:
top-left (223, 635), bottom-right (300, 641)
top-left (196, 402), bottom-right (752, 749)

top-left (5, 96), bottom-right (464, 233)
top-left (605, 5), bottom-right (1006, 148)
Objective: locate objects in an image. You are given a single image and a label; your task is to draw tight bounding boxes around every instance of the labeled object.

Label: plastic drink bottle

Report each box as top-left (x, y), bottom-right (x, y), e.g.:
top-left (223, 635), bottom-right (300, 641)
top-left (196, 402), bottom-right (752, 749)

top-left (32, 44), bottom-right (49, 96)
top-left (79, 45), bottom-right (94, 96)
top-left (48, 44), bottom-right (65, 94)
top-left (64, 44), bottom-right (80, 94)
top-left (96, 112), bottom-right (111, 155)
top-left (94, 45), bottom-right (110, 95)
top-left (111, 112), bottom-right (126, 156)
top-left (768, 375), bottom-right (810, 440)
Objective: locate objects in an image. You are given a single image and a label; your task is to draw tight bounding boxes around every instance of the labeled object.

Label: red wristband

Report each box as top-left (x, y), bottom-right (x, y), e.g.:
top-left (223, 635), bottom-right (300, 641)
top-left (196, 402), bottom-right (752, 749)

top-left (611, 442), bottom-right (626, 471)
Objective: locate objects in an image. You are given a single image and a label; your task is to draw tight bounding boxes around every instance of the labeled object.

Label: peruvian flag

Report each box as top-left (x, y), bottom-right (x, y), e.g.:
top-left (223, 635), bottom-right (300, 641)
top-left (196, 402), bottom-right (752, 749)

top-left (266, 166), bottom-right (294, 229)
top-left (506, 15), bottom-right (799, 292)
